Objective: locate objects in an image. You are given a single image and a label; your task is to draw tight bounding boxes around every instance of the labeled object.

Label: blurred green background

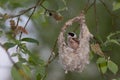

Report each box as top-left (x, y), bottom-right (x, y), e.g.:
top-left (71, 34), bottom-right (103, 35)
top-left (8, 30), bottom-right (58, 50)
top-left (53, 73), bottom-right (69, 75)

top-left (0, 0), bottom-right (120, 80)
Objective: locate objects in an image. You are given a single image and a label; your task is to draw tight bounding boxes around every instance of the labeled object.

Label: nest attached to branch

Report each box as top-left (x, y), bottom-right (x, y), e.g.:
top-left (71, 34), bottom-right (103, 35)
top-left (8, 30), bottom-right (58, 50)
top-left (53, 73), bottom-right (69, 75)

top-left (57, 11), bottom-right (93, 73)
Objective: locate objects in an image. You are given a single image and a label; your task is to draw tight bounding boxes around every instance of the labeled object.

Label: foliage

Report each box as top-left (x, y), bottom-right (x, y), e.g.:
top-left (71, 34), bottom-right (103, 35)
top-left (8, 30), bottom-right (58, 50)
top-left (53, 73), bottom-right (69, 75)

top-left (0, 0), bottom-right (120, 80)
top-left (97, 57), bottom-right (118, 74)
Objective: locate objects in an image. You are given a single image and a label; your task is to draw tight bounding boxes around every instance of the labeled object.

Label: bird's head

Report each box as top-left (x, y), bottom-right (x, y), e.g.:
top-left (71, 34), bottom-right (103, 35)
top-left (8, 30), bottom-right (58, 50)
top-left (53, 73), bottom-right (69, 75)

top-left (67, 32), bottom-right (77, 38)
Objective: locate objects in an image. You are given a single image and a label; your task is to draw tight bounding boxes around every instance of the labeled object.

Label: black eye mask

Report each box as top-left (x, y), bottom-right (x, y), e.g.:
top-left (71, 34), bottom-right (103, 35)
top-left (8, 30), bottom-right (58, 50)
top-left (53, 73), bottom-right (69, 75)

top-left (68, 32), bottom-right (75, 37)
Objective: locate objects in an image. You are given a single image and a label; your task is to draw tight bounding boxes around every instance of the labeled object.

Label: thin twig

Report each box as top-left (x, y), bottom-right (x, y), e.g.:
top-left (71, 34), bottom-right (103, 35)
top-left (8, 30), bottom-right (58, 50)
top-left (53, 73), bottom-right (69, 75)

top-left (83, 0), bottom-right (90, 12)
top-left (45, 38), bottom-right (59, 80)
top-left (19, 0), bottom-right (45, 40)
top-left (99, 0), bottom-right (115, 29)
top-left (93, 0), bottom-right (99, 34)
top-left (0, 0), bottom-right (45, 19)
top-left (85, 1), bottom-right (95, 14)
top-left (0, 43), bottom-right (15, 64)
top-left (16, 16), bottom-right (20, 27)
top-left (46, 38), bottom-right (58, 66)
top-left (41, 4), bottom-right (50, 11)
top-left (99, 0), bottom-right (113, 16)
top-left (19, 7), bottom-right (36, 40)
top-left (0, 43), bottom-right (19, 69)
top-left (16, 16), bottom-right (21, 51)
top-left (0, 42), bottom-right (32, 80)
top-left (10, 6), bottom-right (35, 18)
top-left (16, 0), bottom-right (45, 51)
top-left (97, 63), bottom-right (106, 79)
top-left (19, 8), bottom-right (36, 40)
top-left (99, 0), bottom-right (114, 17)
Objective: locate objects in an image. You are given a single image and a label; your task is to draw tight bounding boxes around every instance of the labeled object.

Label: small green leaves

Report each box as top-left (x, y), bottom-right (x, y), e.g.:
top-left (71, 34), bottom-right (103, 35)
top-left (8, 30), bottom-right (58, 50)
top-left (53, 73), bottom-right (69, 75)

top-left (11, 62), bottom-right (24, 80)
top-left (36, 73), bottom-right (41, 80)
top-left (18, 57), bottom-right (27, 63)
top-left (11, 67), bottom-right (23, 80)
top-left (3, 42), bottom-right (16, 50)
top-left (34, 66), bottom-right (46, 80)
top-left (108, 60), bottom-right (118, 74)
top-left (98, 63), bottom-right (107, 74)
top-left (97, 57), bottom-right (106, 64)
top-left (97, 57), bottom-right (118, 74)
top-left (11, 62), bottom-right (32, 80)
top-left (97, 58), bottom-right (107, 74)
top-left (21, 38), bottom-right (39, 45)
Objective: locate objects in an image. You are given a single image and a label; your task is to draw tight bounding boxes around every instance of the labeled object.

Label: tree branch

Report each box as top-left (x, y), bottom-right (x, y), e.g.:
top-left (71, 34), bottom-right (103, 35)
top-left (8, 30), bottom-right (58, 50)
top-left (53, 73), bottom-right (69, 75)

top-left (93, 0), bottom-right (99, 34)
top-left (0, 43), bottom-right (14, 63)
top-left (46, 39), bottom-right (58, 67)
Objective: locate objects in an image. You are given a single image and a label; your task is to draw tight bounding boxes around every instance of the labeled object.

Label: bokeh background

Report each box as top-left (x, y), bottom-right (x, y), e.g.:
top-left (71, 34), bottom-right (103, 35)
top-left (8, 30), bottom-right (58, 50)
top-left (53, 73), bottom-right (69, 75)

top-left (0, 0), bottom-right (120, 80)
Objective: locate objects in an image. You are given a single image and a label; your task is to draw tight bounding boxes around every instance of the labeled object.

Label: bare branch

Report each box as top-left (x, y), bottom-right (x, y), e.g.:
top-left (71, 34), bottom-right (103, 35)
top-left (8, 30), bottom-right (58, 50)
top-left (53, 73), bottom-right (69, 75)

top-left (84, 0), bottom-right (95, 13)
top-left (0, 42), bottom-right (31, 80)
top-left (0, 43), bottom-right (18, 69)
top-left (46, 39), bottom-right (58, 67)
top-left (93, 0), bottom-right (99, 34)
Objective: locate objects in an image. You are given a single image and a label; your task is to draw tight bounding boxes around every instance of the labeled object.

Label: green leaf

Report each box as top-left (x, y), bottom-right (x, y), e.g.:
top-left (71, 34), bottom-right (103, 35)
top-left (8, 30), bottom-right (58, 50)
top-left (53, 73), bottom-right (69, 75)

top-left (96, 57), bottom-right (106, 64)
top-left (28, 54), bottom-right (45, 66)
top-left (11, 62), bottom-right (32, 80)
top-left (11, 62), bottom-right (23, 80)
top-left (108, 60), bottom-right (118, 74)
top-left (113, 2), bottom-right (120, 11)
top-left (19, 43), bottom-right (29, 54)
top-left (36, 73), bottom-right (41, 80)
top-left (19, 57), bottom-right (27, 63)
top-left (35, 66), bottom-right (46, 79)
top-left (97, 58), bottom-right (107, 74)
top-left (22, 65), bottom-right (32, 78)
top-left (21, 38), bottom-right (39, 45)
top-left (98, 63), bottom-right (107, 74)
top-left (3, 42), bottom-right (16, 50)
top-left (11, 67), bottom-right (23, 80)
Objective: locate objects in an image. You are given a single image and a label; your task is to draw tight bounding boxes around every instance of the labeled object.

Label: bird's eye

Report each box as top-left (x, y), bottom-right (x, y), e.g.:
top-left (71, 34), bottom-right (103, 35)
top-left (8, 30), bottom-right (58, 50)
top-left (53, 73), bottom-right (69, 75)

top-left (68, 32), bottom-right (75, 37)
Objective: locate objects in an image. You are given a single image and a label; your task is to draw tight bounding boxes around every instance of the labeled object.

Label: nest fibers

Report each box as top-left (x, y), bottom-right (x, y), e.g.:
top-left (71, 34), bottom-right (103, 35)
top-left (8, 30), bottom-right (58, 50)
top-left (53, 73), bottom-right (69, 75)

top-left (57, 11), bottom-right (93, 73)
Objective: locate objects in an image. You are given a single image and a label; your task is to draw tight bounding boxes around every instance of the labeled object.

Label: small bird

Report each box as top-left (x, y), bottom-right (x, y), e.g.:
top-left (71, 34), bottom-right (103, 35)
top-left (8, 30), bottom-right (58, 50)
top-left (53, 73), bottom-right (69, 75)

top-left (67, 32), bottom-right (79, 50)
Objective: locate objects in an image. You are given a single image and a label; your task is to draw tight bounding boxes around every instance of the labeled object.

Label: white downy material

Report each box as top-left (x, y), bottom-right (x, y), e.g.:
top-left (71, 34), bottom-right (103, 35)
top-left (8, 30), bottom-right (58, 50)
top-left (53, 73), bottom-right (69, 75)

top-left (58, 11), bottom-right (93, 73)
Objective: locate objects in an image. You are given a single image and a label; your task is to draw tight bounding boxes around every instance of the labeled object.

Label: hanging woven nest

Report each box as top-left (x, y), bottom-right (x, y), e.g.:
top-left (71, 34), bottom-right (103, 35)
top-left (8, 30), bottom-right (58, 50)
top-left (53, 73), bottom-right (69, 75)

top-left (57, 11), bottom-right (93, 73)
